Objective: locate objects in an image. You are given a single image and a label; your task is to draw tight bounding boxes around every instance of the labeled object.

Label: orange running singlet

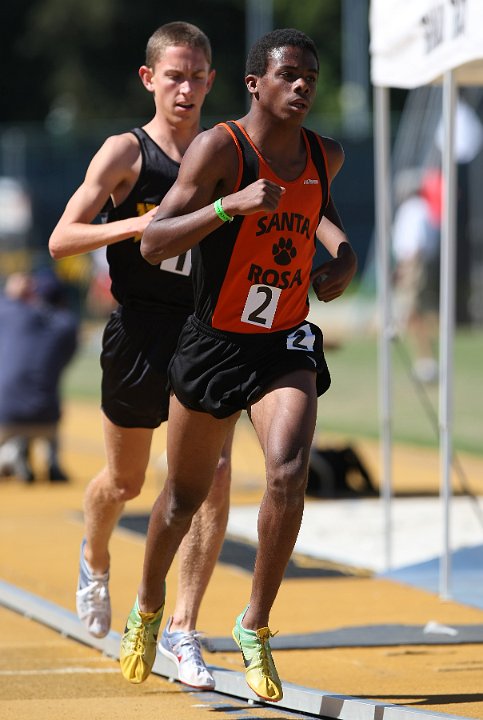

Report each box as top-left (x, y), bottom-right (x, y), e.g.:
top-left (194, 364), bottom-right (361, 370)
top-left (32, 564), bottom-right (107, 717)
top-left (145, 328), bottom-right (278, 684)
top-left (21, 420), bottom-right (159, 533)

top-left (191, 121), bottom-right (330, 333)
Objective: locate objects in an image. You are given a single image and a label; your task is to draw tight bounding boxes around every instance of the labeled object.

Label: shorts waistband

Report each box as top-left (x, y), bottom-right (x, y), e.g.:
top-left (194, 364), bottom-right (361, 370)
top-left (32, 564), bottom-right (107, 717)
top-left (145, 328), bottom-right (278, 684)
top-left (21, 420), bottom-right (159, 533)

top-left (189, 315), bottom-right (311, 346)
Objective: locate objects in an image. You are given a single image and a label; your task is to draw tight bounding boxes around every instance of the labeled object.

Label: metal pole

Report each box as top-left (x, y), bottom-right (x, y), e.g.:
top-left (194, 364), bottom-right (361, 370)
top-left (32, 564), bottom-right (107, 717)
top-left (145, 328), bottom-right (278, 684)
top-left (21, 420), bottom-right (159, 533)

top-left (245, 0), bottom-right (273, 110)
top-left (245, 0), bottom-right (273, 55)
top-left (439, 71), bottom-right (457, 600)
top-left (373, 85), bottom-right (393, 571)
top-left (341, 0), bottom-right (370, 137)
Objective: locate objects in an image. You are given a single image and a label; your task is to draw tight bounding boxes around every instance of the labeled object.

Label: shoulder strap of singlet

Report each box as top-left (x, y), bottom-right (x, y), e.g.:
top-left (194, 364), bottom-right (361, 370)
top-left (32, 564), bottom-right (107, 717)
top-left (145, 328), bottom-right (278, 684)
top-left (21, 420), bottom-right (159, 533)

top-left (130, 127), bottom-right (149, 162)
top-left (130, 127), bottom-right (143, 141)
top-left (218, 121), bottom-right (260, 191)
top-left (303, 128), bottom-right (331, 222)
top-left (130, 127), bottom-right (149, 158)
top-left (100, 128), bottom-right (145, 217)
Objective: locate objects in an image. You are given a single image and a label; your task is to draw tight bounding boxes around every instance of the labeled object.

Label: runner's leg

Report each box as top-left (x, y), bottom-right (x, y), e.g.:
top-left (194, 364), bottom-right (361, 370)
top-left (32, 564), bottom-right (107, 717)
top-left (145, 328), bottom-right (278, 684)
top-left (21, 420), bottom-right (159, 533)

top-left (171, 427), bottom-right (234, 631)
top-left (83, 412), bottom-right (154, 573)
top-left (137, 395), bottom-right (239, 613)
top-left (244, 369), bottom-right (317, 630)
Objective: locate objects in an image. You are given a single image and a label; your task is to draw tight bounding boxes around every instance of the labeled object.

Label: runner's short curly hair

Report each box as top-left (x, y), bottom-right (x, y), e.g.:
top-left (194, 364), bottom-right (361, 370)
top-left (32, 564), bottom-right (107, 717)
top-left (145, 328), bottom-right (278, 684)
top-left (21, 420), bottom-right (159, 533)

top-left (245, 28), bottom-right (319, 77)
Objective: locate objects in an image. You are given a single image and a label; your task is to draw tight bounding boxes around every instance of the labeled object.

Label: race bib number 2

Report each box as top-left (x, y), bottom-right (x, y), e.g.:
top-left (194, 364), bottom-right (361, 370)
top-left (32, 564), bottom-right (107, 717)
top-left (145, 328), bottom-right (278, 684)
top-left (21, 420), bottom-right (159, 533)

top-left (241, 284), bottom-right (282, 328)
top-left (286, 323), bottom-right (316, 351)
top-left (159, 250), bottom-right (191, 276)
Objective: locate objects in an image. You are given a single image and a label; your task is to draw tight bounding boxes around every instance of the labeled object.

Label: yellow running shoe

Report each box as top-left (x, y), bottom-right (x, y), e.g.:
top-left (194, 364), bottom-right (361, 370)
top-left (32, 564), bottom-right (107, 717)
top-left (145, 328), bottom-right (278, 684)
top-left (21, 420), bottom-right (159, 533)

top-left (232, 608), bottom-right (283, 702)
top-left (120, 597), bottom-right (164, 684)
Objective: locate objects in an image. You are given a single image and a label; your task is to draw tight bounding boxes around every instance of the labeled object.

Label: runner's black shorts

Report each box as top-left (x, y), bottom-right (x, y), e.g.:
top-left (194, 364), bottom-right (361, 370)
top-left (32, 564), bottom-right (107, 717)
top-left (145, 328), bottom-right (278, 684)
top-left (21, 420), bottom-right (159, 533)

top-left (101, 305), bottom-right (190, 428)
top-left (168, 315), bottom-right (331, 419)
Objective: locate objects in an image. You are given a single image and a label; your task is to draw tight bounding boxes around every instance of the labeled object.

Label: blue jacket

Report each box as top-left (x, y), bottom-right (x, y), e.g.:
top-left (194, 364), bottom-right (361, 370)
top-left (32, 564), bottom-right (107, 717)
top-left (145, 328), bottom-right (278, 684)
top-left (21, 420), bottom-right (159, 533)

top-left (0, 295), bottom-right (78, 424)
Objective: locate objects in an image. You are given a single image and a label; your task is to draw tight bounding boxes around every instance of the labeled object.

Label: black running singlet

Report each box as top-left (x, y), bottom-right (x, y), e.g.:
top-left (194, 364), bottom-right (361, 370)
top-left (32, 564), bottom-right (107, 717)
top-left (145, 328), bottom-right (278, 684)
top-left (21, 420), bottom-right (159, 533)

top-left (105, 128), bottom-right (193, 312)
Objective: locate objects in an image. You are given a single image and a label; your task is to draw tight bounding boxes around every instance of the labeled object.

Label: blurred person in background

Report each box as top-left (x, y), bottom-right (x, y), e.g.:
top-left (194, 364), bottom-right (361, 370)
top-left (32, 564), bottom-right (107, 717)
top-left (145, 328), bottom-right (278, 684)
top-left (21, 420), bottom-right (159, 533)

top-left (392, 167), bottom-right (442, 384)
top-left (0, 269), bottom-right (79, 482)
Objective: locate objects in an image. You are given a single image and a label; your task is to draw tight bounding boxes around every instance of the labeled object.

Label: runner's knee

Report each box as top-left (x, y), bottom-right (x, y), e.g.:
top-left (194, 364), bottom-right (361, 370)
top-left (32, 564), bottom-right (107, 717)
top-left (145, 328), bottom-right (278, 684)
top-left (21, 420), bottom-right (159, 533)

top-left (266, 453), bottom-right (308, 501)
top-left (108, 470), bottom-right (145, 502)
top-left (165, 483), bottom-right (207, 525)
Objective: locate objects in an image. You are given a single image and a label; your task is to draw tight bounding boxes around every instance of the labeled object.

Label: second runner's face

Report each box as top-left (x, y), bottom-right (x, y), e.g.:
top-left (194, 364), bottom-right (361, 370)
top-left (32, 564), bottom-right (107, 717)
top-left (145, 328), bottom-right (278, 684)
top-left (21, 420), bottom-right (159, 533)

top-left (251, 46), bottom-right (318, 123)
top-left (150, 45), bottom-right (215, 124)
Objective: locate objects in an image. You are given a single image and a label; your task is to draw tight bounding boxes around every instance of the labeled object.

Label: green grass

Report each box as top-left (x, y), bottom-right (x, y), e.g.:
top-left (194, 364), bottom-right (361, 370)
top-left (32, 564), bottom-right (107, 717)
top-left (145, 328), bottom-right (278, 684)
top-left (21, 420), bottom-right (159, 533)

top-left (63, 321), bottom-right (483, 457)
top-left (318, 327), bottom-right (483, 456)
top-left (62, 324), bottom-right (103, 401)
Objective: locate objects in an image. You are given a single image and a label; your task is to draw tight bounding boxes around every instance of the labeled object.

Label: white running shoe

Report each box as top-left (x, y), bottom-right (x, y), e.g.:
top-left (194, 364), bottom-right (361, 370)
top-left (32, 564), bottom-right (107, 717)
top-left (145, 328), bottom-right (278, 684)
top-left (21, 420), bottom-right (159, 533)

top-left (159, 617), bottom-right (215, 689)
top-left (76, 538), bottom-right (111, 638)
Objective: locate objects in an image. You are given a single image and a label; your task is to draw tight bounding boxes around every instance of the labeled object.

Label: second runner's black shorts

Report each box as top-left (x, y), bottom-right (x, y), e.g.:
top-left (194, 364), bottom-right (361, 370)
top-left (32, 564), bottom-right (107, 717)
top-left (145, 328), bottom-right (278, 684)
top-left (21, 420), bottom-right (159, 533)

top-left (101, 305), bottom-right (190, 428)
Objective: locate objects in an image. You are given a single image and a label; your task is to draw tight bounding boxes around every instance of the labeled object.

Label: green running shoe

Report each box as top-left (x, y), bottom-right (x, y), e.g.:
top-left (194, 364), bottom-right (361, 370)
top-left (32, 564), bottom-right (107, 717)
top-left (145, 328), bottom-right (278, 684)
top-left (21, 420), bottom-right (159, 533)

top-left (232, 608), bottom-right (283, 702)
top-left (120, 597), bottom-right (164, 684)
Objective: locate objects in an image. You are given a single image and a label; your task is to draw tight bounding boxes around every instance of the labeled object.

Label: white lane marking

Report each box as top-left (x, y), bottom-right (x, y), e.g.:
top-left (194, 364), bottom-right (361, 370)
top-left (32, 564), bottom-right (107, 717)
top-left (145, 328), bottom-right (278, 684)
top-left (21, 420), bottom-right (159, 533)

top-left (0, 667), bottom-right (119, 675)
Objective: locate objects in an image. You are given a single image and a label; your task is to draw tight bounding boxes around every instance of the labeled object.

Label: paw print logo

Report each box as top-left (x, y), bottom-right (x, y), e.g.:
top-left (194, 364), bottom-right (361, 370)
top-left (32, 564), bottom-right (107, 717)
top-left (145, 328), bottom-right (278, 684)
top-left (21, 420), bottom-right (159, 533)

top-left (272, 237), bottom-right (297, 266)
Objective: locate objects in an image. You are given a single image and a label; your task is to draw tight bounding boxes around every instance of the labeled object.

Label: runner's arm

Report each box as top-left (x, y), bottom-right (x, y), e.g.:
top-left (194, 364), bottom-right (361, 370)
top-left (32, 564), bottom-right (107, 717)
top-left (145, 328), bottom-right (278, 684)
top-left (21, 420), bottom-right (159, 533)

top-left (311, 217), bottom-right (357, 303)
top-left (141, 128), bottom-right (285, 265)
top-left (309, 136), bottom-right (356, 301)
top-left (49, 134), bottom-right (158, 259)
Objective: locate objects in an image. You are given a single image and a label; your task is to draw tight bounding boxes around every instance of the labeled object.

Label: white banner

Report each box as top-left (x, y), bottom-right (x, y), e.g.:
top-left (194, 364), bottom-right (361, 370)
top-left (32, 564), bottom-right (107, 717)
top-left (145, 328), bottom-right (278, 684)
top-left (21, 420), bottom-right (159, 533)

top-left (370, 0), bottom-right (483, 88)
